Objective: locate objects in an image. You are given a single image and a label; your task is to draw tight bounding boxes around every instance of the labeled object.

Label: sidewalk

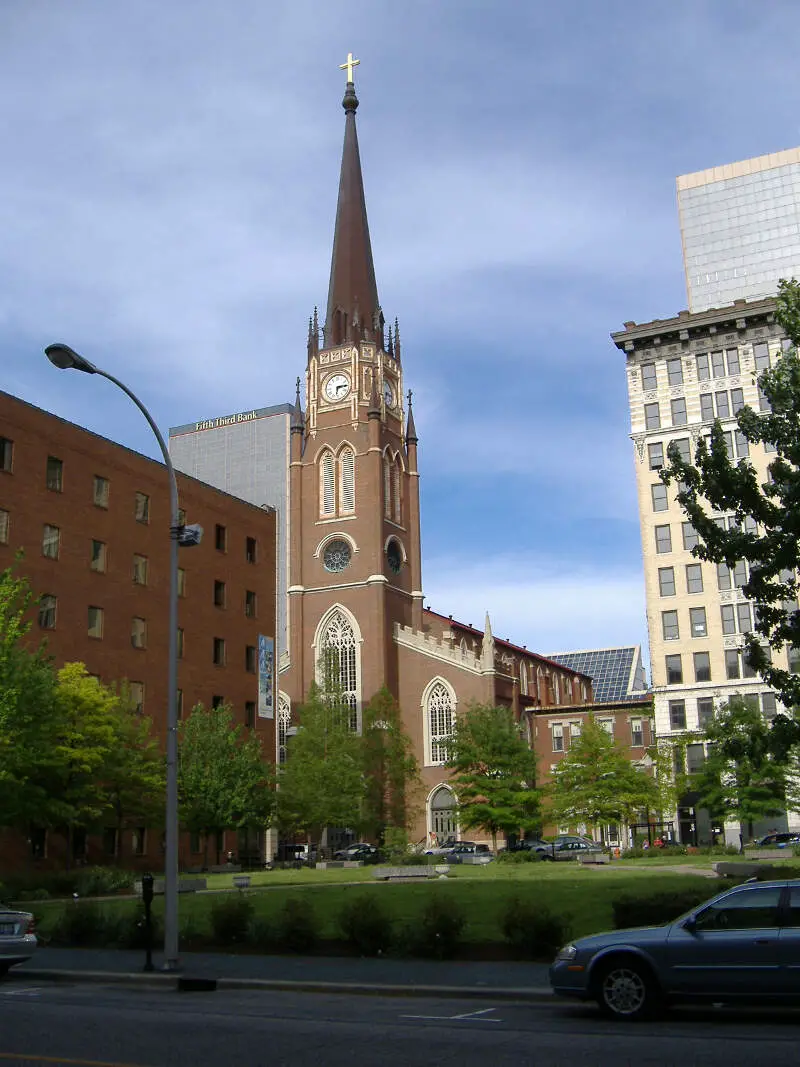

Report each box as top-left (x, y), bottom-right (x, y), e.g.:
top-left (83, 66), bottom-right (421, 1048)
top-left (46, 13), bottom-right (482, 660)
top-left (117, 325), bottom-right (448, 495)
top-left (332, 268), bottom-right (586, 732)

top-left (16, 947), bottom-right (553, 1001)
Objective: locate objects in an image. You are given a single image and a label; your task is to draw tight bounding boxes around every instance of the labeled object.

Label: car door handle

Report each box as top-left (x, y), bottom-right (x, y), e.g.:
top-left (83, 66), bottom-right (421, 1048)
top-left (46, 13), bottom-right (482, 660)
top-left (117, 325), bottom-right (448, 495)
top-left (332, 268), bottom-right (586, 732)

top-left (753, 938), bottom-right (771, 945)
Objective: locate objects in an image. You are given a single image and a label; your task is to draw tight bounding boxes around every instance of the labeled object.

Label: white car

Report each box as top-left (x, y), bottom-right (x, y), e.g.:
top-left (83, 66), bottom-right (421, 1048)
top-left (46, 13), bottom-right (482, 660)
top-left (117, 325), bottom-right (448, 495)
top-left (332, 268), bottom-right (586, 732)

top-left (0, 907), bottom-right (36, 975)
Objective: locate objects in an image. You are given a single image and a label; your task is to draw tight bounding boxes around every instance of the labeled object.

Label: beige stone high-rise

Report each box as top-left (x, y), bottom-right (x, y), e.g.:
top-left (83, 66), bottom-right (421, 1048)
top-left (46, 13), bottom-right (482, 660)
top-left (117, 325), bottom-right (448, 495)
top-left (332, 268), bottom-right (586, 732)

top-left (612, 298), bottom-right (795, 844)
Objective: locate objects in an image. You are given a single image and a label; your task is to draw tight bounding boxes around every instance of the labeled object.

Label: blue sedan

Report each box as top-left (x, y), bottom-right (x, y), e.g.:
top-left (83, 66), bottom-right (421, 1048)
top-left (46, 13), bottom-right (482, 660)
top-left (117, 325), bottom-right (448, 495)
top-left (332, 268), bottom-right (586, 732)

top-left (550, 879), bottom-right (800, 1020)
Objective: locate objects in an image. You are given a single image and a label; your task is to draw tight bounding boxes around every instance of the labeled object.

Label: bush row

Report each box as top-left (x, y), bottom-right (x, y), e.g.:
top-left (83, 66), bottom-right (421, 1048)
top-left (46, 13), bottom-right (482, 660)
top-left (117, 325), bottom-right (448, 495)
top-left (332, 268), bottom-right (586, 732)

top-left (39, 891), bottom-right (574, 961)
top-left (2, 866), bottom-right (135, 902)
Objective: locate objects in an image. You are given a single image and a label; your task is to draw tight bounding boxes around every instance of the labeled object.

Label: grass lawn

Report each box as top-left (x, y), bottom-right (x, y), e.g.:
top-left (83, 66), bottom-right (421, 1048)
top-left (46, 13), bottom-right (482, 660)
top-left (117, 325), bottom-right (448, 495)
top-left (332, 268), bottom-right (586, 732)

top-left (30, 864), bottom-right (719, 946)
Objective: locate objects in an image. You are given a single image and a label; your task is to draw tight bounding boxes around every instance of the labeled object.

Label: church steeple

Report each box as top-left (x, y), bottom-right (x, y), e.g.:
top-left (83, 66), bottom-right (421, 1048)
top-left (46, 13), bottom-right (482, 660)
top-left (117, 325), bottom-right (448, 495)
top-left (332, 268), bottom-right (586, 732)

top-left (324, 56), bottom-right (383, 348)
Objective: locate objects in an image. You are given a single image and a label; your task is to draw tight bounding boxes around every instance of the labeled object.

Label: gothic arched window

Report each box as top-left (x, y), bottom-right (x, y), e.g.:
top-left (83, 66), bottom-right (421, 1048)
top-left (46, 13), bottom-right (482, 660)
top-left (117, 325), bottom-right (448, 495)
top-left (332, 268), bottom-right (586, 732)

top-left (320, 609), bottom-right (359, 731)
top-left (339, 447), bottom-right (355, 514)
top-left (277, 693), bottom-right (291, 765)
top-left (320, 451), bottom-right (335, 517)
top-left (391, 460), bottom-right (401, 523)
top-left (427, 682), bottom-right (454, 765)
top-left (383, 455), bottom-right (392, 519)
top-left (520, 662), bottom-right (528, 696)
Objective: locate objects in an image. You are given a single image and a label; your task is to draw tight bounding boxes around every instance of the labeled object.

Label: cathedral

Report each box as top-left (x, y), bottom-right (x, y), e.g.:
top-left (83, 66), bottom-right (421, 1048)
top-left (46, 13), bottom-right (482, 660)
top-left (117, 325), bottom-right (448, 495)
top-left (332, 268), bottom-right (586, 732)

top-left (275, 64), bottom-right (594, 844)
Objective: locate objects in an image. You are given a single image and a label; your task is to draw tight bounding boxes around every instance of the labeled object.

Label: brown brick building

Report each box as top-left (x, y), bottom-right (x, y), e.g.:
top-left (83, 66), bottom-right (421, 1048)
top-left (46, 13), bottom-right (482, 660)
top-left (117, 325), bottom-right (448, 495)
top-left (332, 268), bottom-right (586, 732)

top-left (0, 390), bottom-right (276, 871)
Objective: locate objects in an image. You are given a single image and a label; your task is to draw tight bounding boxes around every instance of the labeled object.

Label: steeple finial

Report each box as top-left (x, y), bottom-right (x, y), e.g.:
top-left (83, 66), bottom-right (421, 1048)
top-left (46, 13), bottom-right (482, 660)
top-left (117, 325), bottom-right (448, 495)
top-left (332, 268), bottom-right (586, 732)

top-left (406, 389), bottom-right (417, 443)
top-left (325, 56), bottom-right (381, 348)
top-left (387, 323), bottom-right (394, 358)
top-left (291, 376), bottom-right (304, 433)
top-left (394, 318), bottom-right (401, 362)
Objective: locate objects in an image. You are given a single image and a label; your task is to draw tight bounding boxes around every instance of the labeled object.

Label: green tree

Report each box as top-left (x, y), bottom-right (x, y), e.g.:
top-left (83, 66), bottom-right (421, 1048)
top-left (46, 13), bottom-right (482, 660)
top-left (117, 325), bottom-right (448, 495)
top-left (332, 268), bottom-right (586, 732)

top-left (662, 277), bottom-right (800, 722)
top-left (0, 564), bottom-right (61, 832)
top-left (51, 662), bottom-right (120, 862)
top-left (275, 682), bottom-right (365, 853)
top-left (445, 704), bottom-right (540, 852)
top-left (361, 686), bottom-right (420, 841)
top-left (695, 697), bottom-right (785, 843)
top-left (179, 704), bottom-right (273, 863)
top-left (549, 714), bottom-right (657, 841)
top-left (103, 688), bottom-right (166, 864)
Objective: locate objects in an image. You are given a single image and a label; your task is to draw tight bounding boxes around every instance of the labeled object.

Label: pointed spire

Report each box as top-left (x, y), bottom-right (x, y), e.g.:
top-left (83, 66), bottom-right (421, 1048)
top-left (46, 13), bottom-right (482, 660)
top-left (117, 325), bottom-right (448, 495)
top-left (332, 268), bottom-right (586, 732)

top-left (484, 611), bottom-right (493, 641)
top-left (291, 377), bottom-right (304, 433)
top-left (367, 371), bottom-right (381, 419)
top-left (313, 306), bottom-right (319, 350)
top-left (405, 389), bottom-right (417, 443)
top-left (387, 323), bottom-right (394, 358)
top-left (324, 67), bottom-right (382, 348)
top-left (482, 611), bottom-right (495, 669)
top-left (394, 318), bottom-right (401, 362)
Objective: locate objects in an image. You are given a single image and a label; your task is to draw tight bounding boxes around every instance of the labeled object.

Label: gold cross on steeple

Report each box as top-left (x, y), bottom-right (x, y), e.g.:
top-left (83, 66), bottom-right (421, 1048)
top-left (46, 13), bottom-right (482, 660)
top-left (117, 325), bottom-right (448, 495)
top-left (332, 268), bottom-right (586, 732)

top-left (339, 52), bottom-right (360, 84)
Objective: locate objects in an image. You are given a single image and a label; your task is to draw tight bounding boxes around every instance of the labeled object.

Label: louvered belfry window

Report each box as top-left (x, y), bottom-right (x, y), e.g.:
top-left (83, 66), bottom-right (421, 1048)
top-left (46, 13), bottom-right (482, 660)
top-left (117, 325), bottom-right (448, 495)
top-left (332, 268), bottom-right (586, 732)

top-left (320, 451), bottom-right (335, 517)
top-left (391, 461), bottom-right (401, 523)
top-left (383, 456), bottom-right (392, 519)
top-left (340, 448), bottom-right (355, 513)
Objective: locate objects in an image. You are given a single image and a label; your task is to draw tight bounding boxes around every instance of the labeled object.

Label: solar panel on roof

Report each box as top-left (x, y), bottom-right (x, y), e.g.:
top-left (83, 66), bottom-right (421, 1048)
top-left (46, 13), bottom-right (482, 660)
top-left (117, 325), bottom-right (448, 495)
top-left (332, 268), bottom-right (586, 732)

top-left (547, 647), bottom-right (647, 704)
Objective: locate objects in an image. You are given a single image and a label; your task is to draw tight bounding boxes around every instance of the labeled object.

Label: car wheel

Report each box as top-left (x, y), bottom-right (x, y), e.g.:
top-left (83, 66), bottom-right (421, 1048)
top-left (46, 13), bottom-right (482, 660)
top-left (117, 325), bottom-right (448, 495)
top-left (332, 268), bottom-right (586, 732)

top-left (0, 963), bottom-right (10, 978)
top-left (595, 957), bottom-right (660, 1021)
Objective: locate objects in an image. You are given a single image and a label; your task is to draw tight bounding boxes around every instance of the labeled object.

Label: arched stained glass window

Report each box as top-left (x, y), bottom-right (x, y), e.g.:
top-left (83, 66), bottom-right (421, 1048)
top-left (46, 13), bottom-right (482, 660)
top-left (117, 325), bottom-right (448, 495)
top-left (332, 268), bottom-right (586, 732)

top-left (520, 662), bottom-right (528, 696)
top-left (428, 682), bottom-right (454, 764)
top-left (340, 448), bottom-right (355, 513)
top-left (277, 694), bottom-right (291, 765)
top-left (391, 461), bottom-right (401, 523)
top-left (383, 456), bottom-right (392, 519)
top-left (321, 609), bottom-right (359, 731)
top-left (320, 451), bottom-right (335, 517)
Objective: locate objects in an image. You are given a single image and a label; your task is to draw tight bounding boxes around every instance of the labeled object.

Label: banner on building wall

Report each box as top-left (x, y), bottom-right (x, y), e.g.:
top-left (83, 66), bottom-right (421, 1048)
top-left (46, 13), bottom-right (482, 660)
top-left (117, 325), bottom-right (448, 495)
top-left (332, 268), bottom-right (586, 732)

top-left (258, 635), bottom-right (275, 719)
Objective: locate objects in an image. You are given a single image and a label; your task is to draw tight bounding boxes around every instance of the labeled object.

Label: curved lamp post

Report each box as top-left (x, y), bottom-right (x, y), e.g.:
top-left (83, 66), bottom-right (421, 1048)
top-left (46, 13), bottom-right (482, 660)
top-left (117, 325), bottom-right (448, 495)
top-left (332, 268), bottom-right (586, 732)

top-left (45, 343), bottom-right (182, 971)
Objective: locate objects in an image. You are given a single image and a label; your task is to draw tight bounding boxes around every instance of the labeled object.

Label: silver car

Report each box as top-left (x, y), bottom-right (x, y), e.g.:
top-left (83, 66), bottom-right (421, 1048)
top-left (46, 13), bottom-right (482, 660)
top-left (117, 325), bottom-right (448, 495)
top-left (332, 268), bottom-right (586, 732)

top-left (550, 879), bottom-right (800, 1020)
top-left (0, 907), bottom-right (36, 975)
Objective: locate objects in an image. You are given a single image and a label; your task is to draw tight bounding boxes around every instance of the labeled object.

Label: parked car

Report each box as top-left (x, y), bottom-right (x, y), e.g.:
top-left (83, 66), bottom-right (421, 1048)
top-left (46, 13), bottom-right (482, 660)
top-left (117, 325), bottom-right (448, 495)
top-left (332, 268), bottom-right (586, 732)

top-left (546, 840), bottom-right (602, 861)
top-left (441, 842), bottom-right (494, 864)
top-left (503, 838), bottom-right (552, 855)
top-left (333, 843), bottom-right (381, 863)
top-left (554, 834), bottom-right (596, 847)
top-left (550, 879), bottom-right (800, 1020)
top-left (0, 907), bottom-right (36, 976)
top-left (756, 832), bottom-right (800, 848)
top-left (424, 838), bottom-right (466, 856)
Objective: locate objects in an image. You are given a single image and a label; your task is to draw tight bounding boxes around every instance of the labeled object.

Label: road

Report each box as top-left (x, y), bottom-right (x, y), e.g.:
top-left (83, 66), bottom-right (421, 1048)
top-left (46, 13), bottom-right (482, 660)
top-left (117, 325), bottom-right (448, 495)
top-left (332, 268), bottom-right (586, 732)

top-left (2, 979), bottom-right (800, 1067)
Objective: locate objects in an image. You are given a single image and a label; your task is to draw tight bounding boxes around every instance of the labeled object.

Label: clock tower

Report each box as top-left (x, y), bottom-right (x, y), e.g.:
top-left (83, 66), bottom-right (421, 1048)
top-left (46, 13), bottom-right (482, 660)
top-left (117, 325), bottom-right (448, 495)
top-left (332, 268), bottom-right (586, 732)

top-left (282, 66), bottom-right (424, 725)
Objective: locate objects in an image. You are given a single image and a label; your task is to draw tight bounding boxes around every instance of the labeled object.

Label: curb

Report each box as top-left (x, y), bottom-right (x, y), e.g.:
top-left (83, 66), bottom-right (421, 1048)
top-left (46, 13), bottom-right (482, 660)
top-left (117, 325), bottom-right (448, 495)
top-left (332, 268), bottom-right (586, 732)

top-left (16, 967), bottom-right (554, 1002)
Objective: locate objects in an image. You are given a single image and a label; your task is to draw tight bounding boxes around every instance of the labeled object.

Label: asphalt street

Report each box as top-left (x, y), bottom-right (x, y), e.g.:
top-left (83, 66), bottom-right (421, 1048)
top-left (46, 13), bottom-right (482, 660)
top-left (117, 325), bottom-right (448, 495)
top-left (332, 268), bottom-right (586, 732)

top-left (3, 979), bottom-right (800, 1067)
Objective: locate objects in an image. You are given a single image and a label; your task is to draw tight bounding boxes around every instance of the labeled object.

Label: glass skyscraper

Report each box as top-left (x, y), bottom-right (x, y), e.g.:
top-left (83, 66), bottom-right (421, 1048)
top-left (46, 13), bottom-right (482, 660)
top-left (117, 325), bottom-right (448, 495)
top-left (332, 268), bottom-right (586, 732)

top-left (678, 146), bottom-right (800, 313)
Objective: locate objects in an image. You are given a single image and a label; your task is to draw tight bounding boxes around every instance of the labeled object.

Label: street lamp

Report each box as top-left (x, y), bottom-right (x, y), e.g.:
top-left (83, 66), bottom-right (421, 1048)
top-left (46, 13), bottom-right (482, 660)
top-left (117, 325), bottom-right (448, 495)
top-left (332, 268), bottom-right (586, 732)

top-left (45, 342), bottom-right (189, 971)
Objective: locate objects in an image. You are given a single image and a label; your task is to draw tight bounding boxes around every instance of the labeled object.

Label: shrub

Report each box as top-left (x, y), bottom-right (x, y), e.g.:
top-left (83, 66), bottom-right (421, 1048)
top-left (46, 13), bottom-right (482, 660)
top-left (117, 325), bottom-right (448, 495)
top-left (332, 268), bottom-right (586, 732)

top-left (75, 867), bottom-right (136, 898)
top-left (339, 893), bottom-right (394, 956)
top-left (409, 895), bottom-right (465, 959)
top-left (381, 828), bottom-right (411, 865)
top-left (501, 897), bottom-right (572, 960)
top-left (496, 849), bottom-right (542, 864)
top-left (247, 915), bottom-right (275, 952)
top-left (209, 892), bottom-right (255, 944)
top-left (612, 888), bottom-right (715, 929)
top-left (111, 907), bottom-right (163, 950)
top-left (49, 901), bottom-right (111, 947)
top-left (278, 896), bottom-right (319, 953)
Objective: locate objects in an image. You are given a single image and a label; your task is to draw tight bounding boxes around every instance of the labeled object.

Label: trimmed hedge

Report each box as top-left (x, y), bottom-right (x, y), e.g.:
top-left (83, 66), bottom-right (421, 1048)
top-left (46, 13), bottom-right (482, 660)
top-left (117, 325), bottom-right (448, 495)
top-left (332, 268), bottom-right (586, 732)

top-left (501, 897), bottom-right (572, 959)
top-left (612, 888), bottom-right (716, 929)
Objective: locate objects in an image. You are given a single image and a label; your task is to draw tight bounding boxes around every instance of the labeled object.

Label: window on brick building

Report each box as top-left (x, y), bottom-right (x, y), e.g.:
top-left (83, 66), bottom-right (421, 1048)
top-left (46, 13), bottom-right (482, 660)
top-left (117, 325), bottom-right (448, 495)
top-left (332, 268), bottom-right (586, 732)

top-left (215, 524), bottom-right (227, 552)
top-left (246, 537), bottom-right (257, 563)
top-left (658, 567), bottom-right (675, 597)
top-left (245, 701), bottom-right (256, 728)
top-left (38, 594), bottom-right (57, 630)
top-left (177, 628), bottom-right (184, 658)
top-left (0, 508), bottom-right (8, 545)
top-left (644, 402), bottom-right (661, 430)
top-left (669, 700), bottom-right (686, 730)
top-left (245, 590), bottom-right (257, 617)
top-left (214, 580), bottom-right (226, 607)
top-left (46, 456), bottom-right (63, 492)
top-left (648, 442), bottom-right (664, 470)
top-left (42, 524), bottom-right (60, 559)
top-left (213, 637), bottom-right (226, 666)
top-left (697, 698), bottom-right (714, 729)
top-left (129, 681), bottom-right (144, 714)
top-left (665, 654), bottom-right (683, 684)
top-left (131, 617), bottom-right (147, 649)
top-left (551, 723), bottom-right (564, 752)
top-left (93, 475), bottom-right (109, 508)
top-left (212, 695), bottom-right (224, 709)
top-left (134, 492), bottom-right (149, 524)
top-left (177, 568), bottom-right (186, 597)
top-left (88, 606), bottom-right (104, 639)
top-left (662, 610), bottom-right (679, 641)
top-left (631, 719), bottom-right (644, 747)
top-left (0, 437), bottom-right (13, 473)
top-left (132, 554), bottom-right (148, 585)
top-left (245, 645), bottom-right (257, 673)
top-left (90, 539), bottom-right (107, 573)
top-left (686, 564), bottom-right (704, 593)
top-left (693, 651), bottom-right (711, 682)
top-left (655, 525), bottom-right (672, 554)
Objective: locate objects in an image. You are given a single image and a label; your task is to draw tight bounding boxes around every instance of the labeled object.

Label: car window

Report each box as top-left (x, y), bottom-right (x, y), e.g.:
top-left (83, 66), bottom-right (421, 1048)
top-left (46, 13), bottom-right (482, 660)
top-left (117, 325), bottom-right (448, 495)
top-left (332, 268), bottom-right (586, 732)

top-left (784, 885), bottom-right (800, 927)
top-left (695, 886), bottom-right (782, 931)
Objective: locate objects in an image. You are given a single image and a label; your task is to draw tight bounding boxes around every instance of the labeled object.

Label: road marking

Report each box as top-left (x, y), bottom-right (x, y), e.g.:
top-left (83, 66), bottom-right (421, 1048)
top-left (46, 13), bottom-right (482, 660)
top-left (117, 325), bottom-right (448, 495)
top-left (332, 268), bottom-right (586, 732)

top-left (401, 1006), bottom-right (501, 1023)
top-left (1, 987), bottom-right (42, 997)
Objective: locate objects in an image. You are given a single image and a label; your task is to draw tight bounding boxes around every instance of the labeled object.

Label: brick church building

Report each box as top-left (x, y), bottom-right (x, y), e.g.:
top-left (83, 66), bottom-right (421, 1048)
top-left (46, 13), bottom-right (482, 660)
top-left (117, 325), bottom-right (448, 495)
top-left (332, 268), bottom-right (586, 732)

top-left (274, 71), bottom-right (595, 845)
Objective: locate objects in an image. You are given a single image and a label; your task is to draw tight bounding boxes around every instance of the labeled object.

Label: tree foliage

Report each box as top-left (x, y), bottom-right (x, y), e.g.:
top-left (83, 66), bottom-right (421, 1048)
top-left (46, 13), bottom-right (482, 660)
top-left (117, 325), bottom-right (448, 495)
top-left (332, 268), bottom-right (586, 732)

top-left (179, 704), bottom-right (273, 861)
top-left (275, 683), bottom-right (365, 849)
top-left (361, 686), bottom-right (420, 840)
top-left (0, 564), bottom-right (61, 829)
top-left (695, 697), bottom-right (785, 839)
top-left (445, 704), bottom-right (540, 851)
top-left (662, 278), bottom-right (800, 719)
top-left (549, 714), bottom-right (657, 837)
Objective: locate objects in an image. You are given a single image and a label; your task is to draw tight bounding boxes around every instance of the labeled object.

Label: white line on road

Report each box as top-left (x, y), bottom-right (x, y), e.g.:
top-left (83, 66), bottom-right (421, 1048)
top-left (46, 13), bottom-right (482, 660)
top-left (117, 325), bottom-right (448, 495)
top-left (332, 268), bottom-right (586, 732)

top-left (400, 1007), bottom-right (501, 1023)
top-left (1, 987), bottom-right (42, 997)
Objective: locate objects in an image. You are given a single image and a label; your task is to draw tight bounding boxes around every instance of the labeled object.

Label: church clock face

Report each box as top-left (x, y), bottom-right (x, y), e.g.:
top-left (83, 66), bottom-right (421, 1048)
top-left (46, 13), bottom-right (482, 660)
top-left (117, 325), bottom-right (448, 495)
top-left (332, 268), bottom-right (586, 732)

top-left (324, 372), bottom-right (350, 401)
top-left (383, 380), bottom-right (395, 408)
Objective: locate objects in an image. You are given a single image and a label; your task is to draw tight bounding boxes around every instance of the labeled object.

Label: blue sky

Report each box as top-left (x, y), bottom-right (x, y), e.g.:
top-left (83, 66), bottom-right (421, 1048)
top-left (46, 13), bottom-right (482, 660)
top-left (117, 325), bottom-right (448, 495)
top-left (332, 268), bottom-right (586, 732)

top-left (3, 1), bottom-right (799, 674)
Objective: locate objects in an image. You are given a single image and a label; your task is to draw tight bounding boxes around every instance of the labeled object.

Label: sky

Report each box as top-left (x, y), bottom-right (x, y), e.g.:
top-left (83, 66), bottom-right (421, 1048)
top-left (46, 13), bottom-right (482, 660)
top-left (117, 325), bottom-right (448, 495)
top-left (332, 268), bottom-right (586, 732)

top-left (3, 0), bottom-right (800, 677)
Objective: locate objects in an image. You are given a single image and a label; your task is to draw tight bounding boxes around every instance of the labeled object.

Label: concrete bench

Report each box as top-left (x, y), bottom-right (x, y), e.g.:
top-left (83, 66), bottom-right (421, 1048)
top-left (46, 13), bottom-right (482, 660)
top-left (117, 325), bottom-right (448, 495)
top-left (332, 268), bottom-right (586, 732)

top-left (315, 861), bottom-right (363, 870)
top-left (577, 851), bottom-right (610, 864)
top-left (233, 875), bottom-right (251, 889)
top-left (714, 862), bottom-right (776, 879)
top-left (373, 865), bottom-right (449, 880)
top-left (135, 877), bottom-right (207, 895)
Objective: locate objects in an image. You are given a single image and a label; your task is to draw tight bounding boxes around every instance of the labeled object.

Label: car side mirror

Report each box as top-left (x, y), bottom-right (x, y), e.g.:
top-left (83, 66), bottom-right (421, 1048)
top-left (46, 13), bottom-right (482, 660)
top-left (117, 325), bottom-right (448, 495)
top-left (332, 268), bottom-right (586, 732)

top-left (683, 915), bottom-right (697, 934)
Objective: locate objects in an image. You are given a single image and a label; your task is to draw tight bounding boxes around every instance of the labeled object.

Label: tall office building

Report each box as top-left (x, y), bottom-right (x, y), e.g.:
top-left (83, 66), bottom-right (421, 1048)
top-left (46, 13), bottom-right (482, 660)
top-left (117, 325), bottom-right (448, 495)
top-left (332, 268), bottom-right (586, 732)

top-left (612, 299), bottom-right (795, 844)
top-left (678, 146), bottom-right (800, 313)
top-left (169, 403), bottom-right (293, 667)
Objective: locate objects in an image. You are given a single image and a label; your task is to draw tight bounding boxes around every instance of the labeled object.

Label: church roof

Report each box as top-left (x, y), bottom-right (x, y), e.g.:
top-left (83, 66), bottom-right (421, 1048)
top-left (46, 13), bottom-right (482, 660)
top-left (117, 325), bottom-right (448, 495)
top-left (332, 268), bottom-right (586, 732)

top-left (547, 646), bottom-right (649, 704)
top-left (325, 79), bottom-right (381, 347)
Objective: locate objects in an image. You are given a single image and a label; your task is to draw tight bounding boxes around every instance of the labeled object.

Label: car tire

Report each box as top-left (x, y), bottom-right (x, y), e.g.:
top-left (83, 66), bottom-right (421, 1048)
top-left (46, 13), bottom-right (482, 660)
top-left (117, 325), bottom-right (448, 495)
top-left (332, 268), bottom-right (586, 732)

top-left (0, 963), bottom-right (10, 978)
top-left (595, 957), bottom-right (661, 1021)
